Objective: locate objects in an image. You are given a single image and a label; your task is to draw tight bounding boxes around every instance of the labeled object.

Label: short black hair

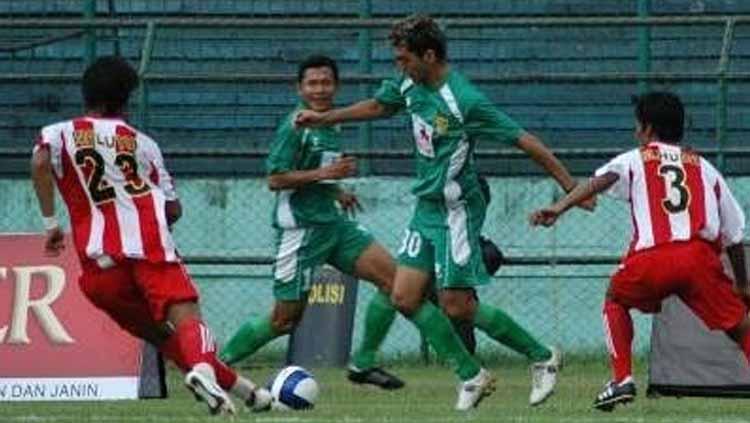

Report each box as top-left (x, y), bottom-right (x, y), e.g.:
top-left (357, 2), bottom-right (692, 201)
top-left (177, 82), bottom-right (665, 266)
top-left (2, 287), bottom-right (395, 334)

top-left (297, 55), bottom-right (339, 83)
top-left (389, 14), bottom-right (447, 61)
top-left (632, 91), bottom-right (685, 143)
top-left (82, 56), bottom-right (138, 115)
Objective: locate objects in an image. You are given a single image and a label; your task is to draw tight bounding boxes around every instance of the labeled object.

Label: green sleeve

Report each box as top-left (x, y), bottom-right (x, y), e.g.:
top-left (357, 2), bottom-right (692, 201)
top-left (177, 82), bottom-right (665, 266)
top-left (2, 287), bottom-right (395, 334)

top-left (465, 92), bottom-right (524, 146)
top-left (265, 116), bottom-right (301, 175)
top-left (373, 78), bottom-right (407, 114)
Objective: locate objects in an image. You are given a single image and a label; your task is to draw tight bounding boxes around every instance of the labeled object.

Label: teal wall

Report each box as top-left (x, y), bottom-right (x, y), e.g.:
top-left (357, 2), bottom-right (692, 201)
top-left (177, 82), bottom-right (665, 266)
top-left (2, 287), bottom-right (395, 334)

top-left (2, 176), bottom-right (749, 359)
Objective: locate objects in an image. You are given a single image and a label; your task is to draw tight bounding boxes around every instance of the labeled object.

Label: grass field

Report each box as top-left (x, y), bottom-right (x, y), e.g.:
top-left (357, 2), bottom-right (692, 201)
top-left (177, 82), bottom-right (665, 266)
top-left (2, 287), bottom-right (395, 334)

top-left (3, 358), bottom-right (750, 423)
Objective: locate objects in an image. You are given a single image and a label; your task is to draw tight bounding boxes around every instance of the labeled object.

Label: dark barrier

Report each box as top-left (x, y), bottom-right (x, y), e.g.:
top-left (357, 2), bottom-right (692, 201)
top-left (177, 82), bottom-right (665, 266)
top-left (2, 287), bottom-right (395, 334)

top-left (648, 244), bottom-right (750, 398)
top-left (287, 265), bottom-right (359, 367)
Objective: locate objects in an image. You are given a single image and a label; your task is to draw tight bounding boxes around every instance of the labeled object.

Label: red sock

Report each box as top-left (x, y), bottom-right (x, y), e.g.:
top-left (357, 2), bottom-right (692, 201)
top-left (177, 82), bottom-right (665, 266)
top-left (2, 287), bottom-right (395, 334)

top-left (602, 299), bottom-right (633, 383)
top-left (173, 317), bottom-right (238, 389)
top-left (159, 334), bottom-right (188, 372)
top-left (211, 356), bottom-right (239, 391)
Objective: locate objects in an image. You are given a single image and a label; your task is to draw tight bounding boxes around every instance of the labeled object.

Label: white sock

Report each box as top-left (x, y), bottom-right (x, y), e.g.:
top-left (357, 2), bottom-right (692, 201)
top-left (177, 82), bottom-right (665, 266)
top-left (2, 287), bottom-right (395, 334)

top-left (230, 375), bottom-right (258, 401)
top-left (192, 362), bottom-right (216, 380)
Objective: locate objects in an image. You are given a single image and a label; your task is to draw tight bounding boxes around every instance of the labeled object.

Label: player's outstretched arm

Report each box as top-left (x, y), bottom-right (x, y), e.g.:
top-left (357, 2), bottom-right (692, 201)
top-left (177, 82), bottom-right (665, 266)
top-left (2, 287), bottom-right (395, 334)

top-left (529, 172), bottom-right (618, 227)
top-left (295, 99), bottom-right (390, 128)
top-left (31, 148), bottom-right (64, 256)
top-left (268, 156), bottom-right (357, 190)
top-left (516, 133), bottom-right (596, 211)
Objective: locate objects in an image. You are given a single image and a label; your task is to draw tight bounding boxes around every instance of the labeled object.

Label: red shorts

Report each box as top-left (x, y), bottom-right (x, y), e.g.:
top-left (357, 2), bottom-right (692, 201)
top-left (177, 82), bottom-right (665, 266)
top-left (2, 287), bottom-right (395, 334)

top-left (78, 259), bottom-right (199, 339)
top-left (609, 239), bottom-right (746, 331)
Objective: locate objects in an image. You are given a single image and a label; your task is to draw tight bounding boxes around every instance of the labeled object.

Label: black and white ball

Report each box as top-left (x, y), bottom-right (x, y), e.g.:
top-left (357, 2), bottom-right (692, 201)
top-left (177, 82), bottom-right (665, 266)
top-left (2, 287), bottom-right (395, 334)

top-left (269, 366), bottom-right (319, 411)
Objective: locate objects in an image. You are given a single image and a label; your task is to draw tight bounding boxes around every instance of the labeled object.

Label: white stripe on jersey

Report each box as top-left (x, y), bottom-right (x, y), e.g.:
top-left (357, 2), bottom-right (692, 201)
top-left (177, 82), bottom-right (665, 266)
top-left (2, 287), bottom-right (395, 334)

top-left (276, 190), bottom-right (296, 229)
top-left (659, 144), bottom-right (691, 241)
top-left (699, 158), bottom-right (720, 242)
top-left (152, 190), bottom-right (178, 261)
top-left (116, 187), bottom-right (145, 258)
top-left (274, 228), bottom-right (306, 282)
top-left (439, 84), bottom-right (464, 124)
top-left (628, 150), bottom-right (654, 251)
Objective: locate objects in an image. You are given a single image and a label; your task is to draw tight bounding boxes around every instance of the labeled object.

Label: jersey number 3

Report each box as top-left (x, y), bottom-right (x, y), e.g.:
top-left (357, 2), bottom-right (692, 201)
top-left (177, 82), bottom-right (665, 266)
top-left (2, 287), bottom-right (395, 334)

top-left (658, 164), bottom-right (690, 213)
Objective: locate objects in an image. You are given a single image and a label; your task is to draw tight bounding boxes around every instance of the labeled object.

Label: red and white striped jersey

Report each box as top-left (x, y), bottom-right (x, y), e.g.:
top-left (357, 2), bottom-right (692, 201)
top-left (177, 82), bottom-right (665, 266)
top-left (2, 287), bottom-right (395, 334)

top-left (595, 141), bottom-right (745, 255)
top-left (34, 116), bottom-right (179, 263)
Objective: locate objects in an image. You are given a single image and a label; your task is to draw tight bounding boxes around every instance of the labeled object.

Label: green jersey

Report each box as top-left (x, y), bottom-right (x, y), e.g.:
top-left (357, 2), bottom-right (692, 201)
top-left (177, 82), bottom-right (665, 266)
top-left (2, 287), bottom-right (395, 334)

top-left (266, 105), bottom-right (345, 228)
top-left (374, 70), bottom-right (523, 201)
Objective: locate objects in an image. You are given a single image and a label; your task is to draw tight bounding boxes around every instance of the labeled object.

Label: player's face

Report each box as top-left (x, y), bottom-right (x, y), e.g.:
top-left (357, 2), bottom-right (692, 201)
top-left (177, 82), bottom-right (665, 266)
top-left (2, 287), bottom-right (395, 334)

top-left (297, 66), bottom-right (337, 112)
top-left (394, 44), bottom-right (430, 83)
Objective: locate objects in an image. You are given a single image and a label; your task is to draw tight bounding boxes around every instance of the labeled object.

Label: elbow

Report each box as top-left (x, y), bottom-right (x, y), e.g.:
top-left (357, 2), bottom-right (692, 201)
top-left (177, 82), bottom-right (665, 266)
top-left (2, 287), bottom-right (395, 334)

top-left (165, 200), bottom-right (182, 226)
top-left (515, 132), bottom-right (542, 154)
top-left (372, 101), bottom-right (391, 118)
top-left (30, 152), bottom-right (51, 177)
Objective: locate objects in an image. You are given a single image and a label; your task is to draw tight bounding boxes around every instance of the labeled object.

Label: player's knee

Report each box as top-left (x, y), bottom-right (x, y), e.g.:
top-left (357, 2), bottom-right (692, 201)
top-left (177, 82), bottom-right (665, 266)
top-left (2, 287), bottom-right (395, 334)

top-left (270, 317), bottom-right (294, 334)
top-left (728, 317), bottom-right (750, 344)
top-left (377, 279), bottom-right (394, 294)
top-left (270, 313), bottom-right (302, 334)
top-left (390, 292), bottom-right (419, 316)
top-left (439, 291), bottom-right (476, 321)
top-left (440, 301), bottom-right (474, 321)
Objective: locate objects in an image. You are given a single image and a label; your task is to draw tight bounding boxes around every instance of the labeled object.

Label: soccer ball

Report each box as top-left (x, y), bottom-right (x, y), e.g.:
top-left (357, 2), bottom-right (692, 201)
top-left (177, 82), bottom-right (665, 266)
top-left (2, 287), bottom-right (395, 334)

top-left (268, 365), bottom-right (319, 411)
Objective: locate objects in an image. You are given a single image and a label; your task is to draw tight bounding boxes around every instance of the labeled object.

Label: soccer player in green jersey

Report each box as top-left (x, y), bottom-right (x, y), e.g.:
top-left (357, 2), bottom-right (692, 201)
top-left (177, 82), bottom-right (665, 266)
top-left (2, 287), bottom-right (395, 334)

top-left (296, 15), bottom-right (594, 407)
top-left (220, 55), bottom-right (402, 389)
top-left (221, 56), bottom-right (493, 409)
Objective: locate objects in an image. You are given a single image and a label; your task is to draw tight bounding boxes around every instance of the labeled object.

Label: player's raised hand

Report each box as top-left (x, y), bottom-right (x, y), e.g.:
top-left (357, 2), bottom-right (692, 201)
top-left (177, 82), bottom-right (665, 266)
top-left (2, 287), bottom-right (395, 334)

top-left (294, 110), bottom-right (326, 128)
top-left (320, 156), bottom-right (357, 180)
top-left (44, 227), bottom-right (65, 257)
top-left (529, 208), bottom-right (560, 227)
top-left (337, 190), bottom-right (363, 217)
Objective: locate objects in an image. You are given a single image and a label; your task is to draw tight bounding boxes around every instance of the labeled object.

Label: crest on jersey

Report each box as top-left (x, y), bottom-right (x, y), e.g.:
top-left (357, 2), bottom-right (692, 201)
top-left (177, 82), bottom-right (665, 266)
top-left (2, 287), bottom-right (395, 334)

top-left (434, 113), bottom-right (449, 136)
top-left (411, 113), bottom-right (435, 158)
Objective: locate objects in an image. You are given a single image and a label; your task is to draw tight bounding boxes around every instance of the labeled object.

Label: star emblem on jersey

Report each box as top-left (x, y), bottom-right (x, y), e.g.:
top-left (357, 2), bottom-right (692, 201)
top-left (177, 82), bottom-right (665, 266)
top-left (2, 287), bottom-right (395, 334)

top-left (411, 113), bottom-right (435, 158)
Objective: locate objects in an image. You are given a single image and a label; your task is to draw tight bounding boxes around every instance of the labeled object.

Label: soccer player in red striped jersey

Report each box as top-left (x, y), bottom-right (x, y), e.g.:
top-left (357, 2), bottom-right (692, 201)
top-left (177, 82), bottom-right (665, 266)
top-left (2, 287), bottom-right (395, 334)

top-left (30, 56), bottom-right (272, 416)
top-left (530, 92), bottom-right (750, 411)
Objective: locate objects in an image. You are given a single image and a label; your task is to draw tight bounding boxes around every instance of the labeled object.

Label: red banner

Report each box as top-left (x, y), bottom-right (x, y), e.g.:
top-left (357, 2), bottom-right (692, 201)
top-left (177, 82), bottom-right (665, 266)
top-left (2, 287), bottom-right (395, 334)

top-left (0, 233), bottom-right (145, 400)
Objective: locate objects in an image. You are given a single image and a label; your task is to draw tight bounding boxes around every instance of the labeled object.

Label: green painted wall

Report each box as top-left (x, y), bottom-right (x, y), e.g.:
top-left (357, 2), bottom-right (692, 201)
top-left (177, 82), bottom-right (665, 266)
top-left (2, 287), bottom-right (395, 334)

top-left (2, 176), bottom-right (748, 359)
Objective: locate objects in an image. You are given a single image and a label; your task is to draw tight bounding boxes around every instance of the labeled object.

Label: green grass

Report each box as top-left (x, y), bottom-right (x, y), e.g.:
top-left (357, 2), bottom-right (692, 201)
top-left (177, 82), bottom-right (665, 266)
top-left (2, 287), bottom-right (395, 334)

top-left (3, 358), bottom-right (750, 422)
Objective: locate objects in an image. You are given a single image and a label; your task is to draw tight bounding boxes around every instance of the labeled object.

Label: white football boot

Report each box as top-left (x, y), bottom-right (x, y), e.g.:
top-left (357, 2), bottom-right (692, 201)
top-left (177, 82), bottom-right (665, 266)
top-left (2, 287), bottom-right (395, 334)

top-left (185, 363), bottom-right (237, 416)
top-left (455, 368), bottom-right (496, 411)
top-left (529, 346), bottom-right (562, 406)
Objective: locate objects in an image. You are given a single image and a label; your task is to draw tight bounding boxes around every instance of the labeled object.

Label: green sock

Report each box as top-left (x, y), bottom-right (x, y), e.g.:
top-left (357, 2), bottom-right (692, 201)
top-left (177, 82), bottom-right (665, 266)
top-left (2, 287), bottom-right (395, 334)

top-left (351, 291), bottom-right (397, 370)
top-left (473, 303), bottom-right (551, 362)
top-left (219, 316), bottom-right (279, 365)
top-left (410, 301), bottom-right (481, 381)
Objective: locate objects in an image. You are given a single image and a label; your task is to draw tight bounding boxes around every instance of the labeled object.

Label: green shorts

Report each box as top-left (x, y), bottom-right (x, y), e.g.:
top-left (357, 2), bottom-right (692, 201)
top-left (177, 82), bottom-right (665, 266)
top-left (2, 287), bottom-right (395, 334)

top-left (397, 189), bottom-right (490, 289)
top-left (273, 220), bottom-right (374, 301)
